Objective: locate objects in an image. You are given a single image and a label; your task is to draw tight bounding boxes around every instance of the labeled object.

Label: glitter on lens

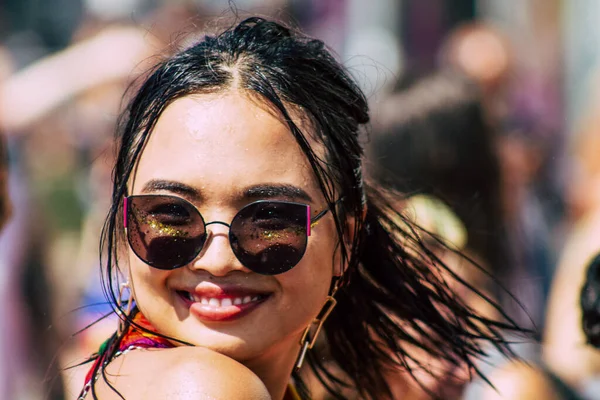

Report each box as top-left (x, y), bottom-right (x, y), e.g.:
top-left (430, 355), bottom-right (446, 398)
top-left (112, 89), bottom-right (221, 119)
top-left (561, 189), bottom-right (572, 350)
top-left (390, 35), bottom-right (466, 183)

top-left (260, 226), bottom-right (304, 241)
top-left (138, 212), bottom-right (190, 237)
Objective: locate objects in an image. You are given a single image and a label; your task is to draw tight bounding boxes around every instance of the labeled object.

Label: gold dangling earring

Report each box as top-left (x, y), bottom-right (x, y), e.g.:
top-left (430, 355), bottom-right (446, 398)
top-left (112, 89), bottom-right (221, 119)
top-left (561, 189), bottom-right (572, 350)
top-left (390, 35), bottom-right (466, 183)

top-left (294, 278), bottom-right (340, 371)
top-left (116, 282), bottom-right (133, 335)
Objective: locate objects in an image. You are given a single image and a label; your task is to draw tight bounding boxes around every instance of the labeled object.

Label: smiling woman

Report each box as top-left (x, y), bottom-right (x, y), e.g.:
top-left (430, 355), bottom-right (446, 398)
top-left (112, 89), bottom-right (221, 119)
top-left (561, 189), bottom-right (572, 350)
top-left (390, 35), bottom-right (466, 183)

top-left (75, 17), bottom-right (525, 400)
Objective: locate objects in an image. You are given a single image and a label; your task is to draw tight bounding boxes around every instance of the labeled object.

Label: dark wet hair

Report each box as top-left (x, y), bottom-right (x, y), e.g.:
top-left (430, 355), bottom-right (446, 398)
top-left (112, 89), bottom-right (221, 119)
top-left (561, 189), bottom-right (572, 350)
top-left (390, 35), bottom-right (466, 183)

top-left (581, 252), bottom-right (600, 348)
top-left (90, 17), bottom-right (523, 400)
top-left (371, 71), bottom-right (506, 277)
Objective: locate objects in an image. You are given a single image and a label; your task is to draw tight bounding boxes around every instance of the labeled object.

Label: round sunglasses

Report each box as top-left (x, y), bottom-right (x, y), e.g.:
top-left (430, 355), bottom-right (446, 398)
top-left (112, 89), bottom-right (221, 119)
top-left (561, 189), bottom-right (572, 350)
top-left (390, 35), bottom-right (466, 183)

top-left (124, 194), bottom-right (333, 275)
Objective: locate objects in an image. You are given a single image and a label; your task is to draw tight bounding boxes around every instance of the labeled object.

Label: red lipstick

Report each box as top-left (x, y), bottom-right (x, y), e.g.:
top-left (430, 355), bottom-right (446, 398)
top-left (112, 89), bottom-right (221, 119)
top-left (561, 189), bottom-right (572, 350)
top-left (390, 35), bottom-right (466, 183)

top-left (176, 283), bottom-right (270, 322)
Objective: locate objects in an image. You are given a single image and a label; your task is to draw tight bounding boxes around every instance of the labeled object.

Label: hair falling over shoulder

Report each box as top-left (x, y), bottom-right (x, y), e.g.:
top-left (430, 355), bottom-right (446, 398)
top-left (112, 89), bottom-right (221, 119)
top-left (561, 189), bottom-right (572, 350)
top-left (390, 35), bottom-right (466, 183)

top-left (301, 179), bottom-right (525, 399)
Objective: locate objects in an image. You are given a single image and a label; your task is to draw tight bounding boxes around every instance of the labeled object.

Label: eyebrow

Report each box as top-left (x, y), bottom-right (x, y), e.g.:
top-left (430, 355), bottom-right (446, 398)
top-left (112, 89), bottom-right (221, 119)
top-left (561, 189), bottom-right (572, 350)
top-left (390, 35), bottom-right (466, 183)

top-left (141, 179), bottom-right (200, 199)
top-left (140, 180), bottom-right (313, 203)
top-left (244, 184), bottom-right (313, 203)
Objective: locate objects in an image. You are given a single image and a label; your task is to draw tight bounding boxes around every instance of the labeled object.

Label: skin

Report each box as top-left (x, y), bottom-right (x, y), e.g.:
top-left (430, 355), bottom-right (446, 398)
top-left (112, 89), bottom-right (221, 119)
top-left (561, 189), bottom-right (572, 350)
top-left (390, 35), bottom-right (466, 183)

top-left (119, 90), bottom-right (342, 399)
top-left (543, 207), bottom-right (600, 386)
top-left (542, 70), bottom-right (600, 387)
top-left (478, 362), bottom-right (563, 400)
top-left (442, 24), bottom-right (511, 95)
top-left (92, 347), bottom-right (271, 400)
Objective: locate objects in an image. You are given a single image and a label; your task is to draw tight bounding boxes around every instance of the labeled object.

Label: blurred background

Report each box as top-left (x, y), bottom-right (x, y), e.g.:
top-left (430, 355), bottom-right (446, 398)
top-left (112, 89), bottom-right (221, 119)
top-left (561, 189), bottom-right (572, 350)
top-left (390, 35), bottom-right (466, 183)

top-left (0, 0), bottom-right (599, 399)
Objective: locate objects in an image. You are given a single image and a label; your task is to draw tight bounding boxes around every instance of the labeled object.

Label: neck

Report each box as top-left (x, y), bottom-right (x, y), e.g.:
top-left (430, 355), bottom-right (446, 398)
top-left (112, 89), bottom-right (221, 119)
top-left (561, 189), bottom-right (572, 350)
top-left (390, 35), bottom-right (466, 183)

top-left (243, 336), bottom-right (301, 400)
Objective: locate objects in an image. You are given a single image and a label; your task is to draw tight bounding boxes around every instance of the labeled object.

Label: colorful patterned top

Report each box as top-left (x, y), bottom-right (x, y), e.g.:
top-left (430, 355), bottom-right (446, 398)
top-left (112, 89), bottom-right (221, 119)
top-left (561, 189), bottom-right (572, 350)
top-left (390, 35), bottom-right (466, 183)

top-left (79, 311), bottom-right (301, 400)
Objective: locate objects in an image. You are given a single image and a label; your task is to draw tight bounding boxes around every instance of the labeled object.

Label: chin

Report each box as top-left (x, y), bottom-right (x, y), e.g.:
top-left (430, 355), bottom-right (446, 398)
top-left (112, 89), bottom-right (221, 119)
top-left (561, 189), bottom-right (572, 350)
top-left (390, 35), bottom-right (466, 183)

top-left (176, 322), bottom-right (276, 361)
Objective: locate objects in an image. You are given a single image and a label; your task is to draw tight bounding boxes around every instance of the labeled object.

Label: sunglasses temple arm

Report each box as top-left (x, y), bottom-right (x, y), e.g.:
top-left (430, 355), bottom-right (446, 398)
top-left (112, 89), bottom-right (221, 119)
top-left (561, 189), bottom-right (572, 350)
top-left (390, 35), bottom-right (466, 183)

top-left (309, 197), bottom-right (344, 235)
top-left (309, 206), bottom-right (334, 237)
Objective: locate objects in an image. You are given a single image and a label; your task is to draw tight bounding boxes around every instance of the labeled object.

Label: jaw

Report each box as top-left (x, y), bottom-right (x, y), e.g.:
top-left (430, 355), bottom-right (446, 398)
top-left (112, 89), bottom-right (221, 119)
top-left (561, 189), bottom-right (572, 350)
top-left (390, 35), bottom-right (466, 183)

top-left (239, 334), bottom-right (304, 400)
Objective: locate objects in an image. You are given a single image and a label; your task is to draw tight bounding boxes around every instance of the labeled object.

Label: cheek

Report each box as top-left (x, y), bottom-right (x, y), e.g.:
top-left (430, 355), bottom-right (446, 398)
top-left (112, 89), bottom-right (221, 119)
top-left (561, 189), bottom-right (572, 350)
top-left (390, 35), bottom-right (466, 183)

top-left (274, 266), bottom-right (330, 337)
top-left (275, 225), bottom-right (338, 323)
top-left (127, 251), bottom-right (171, 303)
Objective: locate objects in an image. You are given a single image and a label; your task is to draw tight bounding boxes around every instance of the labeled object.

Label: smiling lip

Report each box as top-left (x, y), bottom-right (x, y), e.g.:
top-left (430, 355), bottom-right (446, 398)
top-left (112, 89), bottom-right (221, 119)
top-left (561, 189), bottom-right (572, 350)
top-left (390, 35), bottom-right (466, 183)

top-left (176, 284), bottom-right (270, 322)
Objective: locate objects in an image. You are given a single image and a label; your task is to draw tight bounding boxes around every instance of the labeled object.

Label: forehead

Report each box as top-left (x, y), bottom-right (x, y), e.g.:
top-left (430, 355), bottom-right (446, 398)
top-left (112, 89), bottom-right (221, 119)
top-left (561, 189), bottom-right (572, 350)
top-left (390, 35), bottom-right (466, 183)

top-left (131, 92), bottom-right (322, 201)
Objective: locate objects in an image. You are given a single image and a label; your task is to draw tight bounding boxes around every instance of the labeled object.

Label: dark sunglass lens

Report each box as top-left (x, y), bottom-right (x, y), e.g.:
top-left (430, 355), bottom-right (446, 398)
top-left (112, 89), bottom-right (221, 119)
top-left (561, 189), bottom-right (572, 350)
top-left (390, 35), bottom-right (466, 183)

top-left (230, 201), bottom-right (308, 274)
top-left (126, 195), bottom-right (206, 269)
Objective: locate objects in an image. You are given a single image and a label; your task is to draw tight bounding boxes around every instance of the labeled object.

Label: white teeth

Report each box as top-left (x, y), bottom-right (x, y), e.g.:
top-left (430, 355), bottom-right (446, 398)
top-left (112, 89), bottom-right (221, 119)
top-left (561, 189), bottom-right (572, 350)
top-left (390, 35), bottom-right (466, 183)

top-left (187, 294), bottom-right (263, 307)
top-left (221, 298), bottom-right (233, 307)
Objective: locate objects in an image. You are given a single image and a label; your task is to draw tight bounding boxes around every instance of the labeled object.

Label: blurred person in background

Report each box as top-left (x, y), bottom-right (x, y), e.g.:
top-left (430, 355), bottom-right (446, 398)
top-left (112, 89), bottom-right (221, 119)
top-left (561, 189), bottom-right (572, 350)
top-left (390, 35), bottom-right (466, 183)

top-left (0, 80), bottom-right (30, 398)
top-left (440, 21), bottom-right (556, 332)
top-left (0, 45), bottom-right (60, 400)
top-left (371, 70), bottom-right (504, 316)
top-left (439, 22), bottom-right (511, 120)
top-left (369, 70), bottom-right (508, 399)
top-left (464, 251), bottom-right (600, 400)
top-left (0, 13), bottom-right (160, 399)
top-left (543, 78), bottom-right (600, 392)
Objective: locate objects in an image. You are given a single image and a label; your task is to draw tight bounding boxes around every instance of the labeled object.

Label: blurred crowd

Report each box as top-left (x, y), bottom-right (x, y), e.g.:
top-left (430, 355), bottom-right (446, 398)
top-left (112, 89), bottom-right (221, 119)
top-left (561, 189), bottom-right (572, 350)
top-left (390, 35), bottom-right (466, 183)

top-left (0, 0), bottom-right (599, 399)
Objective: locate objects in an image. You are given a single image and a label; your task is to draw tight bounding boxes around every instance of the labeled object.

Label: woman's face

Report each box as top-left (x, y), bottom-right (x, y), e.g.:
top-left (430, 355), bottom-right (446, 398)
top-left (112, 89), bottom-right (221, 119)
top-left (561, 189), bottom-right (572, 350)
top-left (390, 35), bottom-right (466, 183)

top-left (127, 91), bottom-right (339, 362)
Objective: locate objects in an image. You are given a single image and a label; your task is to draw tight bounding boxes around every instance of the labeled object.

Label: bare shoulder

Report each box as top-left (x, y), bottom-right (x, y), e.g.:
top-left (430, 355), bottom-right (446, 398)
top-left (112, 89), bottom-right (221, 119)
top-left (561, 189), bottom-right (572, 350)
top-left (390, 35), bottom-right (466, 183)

top-left (544, 209), bottom-right (600, 383)
top-left (478, 361), bottom-right (563, 400)
top-left (90, 346), bottom-right (271, 400)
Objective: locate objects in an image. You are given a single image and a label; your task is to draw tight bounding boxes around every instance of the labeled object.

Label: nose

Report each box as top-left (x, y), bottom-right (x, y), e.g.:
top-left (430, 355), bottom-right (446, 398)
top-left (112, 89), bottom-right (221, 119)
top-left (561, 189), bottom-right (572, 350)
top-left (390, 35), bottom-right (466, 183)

top-left (188, 220), bottom-right (250, 276)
